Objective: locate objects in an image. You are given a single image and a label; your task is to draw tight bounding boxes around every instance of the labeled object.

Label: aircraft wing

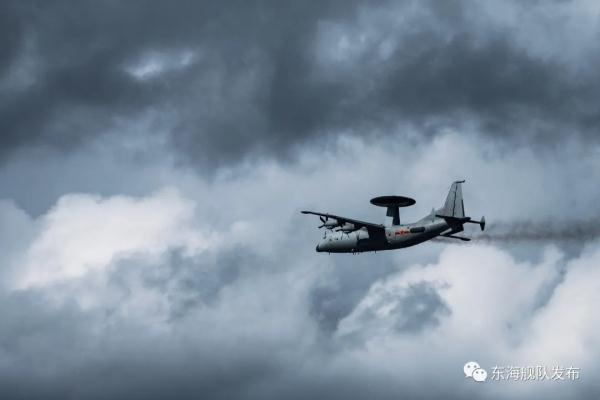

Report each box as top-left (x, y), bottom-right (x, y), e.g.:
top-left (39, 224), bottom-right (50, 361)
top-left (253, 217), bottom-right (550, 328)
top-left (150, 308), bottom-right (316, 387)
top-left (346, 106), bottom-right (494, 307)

top-left (301, 210), bottom-right (386, 239)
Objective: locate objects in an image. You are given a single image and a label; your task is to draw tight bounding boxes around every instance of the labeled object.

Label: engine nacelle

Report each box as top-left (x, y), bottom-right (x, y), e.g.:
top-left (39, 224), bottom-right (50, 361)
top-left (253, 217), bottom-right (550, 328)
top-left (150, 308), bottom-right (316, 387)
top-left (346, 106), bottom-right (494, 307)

top-left (322, 219), bottom-right (340, 229)
top-left (337, 223), bottom-right (356, 233)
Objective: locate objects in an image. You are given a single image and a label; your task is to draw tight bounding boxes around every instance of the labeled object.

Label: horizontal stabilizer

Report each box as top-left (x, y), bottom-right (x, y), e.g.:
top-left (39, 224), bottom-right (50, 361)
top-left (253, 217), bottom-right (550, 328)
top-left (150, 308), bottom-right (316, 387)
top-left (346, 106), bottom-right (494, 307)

top-left (465, 216), bottom-right (486, 231)
top-left (441, 231), bottom-right (471, 241)
top-left (443, 234), bottom-right (471, 241)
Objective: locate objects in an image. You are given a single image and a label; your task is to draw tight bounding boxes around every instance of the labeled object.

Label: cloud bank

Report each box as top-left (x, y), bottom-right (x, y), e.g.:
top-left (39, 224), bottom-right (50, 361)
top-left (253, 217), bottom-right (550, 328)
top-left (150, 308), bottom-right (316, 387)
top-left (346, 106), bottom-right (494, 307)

top-left (2, 190), bottom-right (600, 399)
top-left (2, 0), bottom-right (600, 399)
top-left (2, 1), bottom-right (600, 168)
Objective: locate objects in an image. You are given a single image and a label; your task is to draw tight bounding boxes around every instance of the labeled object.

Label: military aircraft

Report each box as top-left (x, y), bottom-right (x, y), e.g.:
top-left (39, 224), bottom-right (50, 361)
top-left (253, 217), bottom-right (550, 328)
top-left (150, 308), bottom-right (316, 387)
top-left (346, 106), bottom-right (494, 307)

top-left (302, 180), bottom-right (485, 253)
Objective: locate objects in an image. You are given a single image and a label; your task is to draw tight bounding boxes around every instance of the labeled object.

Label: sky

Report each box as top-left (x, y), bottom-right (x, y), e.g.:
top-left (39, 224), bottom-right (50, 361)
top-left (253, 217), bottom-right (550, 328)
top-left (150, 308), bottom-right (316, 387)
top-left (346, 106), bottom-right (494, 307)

top-left (1, 0), bottom-right (600, 398)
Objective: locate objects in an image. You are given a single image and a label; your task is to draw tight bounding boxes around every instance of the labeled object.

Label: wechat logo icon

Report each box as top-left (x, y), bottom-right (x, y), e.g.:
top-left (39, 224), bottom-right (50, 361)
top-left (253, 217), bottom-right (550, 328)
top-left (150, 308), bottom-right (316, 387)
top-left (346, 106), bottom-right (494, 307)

top-left (464, 361), bottom-right (487, 382)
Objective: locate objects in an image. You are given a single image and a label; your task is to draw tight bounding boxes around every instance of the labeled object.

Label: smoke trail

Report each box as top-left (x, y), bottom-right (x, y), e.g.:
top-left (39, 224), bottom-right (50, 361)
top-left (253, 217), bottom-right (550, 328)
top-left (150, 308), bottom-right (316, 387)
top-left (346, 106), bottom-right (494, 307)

top-left (432, 218), bottom-right (600, 244)
top-left (472, 219), bottom-right (600, 243)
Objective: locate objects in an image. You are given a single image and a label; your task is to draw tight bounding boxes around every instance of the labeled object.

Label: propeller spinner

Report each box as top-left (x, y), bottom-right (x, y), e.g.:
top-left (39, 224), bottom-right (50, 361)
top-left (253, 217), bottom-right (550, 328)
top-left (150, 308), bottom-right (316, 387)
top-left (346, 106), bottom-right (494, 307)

top-left (318, 216), bottom-right (339, 230)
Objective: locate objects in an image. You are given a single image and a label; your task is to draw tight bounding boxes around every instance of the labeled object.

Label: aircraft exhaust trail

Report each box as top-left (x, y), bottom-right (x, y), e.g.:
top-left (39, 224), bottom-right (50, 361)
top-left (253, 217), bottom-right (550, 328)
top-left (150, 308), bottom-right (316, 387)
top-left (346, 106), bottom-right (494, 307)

top-left (471, 219), bottom-right (600, 243)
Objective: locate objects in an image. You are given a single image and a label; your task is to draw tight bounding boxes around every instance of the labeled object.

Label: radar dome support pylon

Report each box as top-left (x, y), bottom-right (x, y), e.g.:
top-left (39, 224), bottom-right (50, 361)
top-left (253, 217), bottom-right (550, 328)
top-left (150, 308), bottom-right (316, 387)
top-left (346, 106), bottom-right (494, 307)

top-left (370, 195), bottom-right (416, 226)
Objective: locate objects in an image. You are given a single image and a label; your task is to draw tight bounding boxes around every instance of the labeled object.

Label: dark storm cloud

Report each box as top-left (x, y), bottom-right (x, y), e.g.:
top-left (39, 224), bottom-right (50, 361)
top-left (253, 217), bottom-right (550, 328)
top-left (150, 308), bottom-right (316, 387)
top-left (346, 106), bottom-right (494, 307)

top-left (2, 0), bottom-right (599, 169)
top-left (0, 3), bottom-right (24, 77)
top-left (377, 34), bottom-right (578, 134)
top-left (0, 0), bottom-right (361, 166)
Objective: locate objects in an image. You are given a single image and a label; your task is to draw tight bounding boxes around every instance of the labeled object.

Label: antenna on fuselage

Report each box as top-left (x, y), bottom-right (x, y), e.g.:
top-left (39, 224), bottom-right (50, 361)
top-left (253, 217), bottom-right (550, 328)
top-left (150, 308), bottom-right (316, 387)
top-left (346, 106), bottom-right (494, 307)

top-left (370, 195), bottom-right (416, 226)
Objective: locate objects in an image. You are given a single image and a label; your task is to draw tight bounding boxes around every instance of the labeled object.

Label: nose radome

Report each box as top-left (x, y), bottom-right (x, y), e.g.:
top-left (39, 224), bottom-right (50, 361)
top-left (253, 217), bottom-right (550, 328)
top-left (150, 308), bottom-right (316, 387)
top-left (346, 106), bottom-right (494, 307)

top-left (316, 244), bottom-right (320, 252)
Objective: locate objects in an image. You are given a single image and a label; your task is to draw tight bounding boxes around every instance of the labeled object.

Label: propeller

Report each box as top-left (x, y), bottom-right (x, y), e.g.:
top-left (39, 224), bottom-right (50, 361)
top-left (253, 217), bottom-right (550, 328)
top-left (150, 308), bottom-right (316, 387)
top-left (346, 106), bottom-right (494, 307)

top-left (318, 216), bottom-right (327, 228)
top-left (318, 216), bottom-right (340, 230)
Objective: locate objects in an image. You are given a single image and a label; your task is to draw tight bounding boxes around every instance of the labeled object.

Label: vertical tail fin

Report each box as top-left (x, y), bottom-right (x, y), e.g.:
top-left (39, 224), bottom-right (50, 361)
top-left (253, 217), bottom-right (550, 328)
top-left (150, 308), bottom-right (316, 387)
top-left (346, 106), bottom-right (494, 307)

top-left (441, 180), bottom-right (465, 218)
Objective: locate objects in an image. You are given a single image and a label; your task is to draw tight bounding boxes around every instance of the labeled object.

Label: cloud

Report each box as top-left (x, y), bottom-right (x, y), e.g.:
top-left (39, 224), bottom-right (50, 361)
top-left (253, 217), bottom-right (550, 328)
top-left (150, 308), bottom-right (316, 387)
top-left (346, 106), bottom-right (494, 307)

top-left (2, 2), bottom-right (600, 397)
top-left (333, 244), bottom-right (600, 399)
top-left (337, 280), bottom-right (451, 337)
top-left (0, 190), bottom-right (327, 399)
top-left (337, 245), bottom-right (561, 343)
top-left (1, 185), bottom-right (600, 399)
top-left (11, 189), bottom-right (213, 291)
top-left (2, 1), bottom-right (600, 170)
top-left (520, 244), bottom-right (600, 366)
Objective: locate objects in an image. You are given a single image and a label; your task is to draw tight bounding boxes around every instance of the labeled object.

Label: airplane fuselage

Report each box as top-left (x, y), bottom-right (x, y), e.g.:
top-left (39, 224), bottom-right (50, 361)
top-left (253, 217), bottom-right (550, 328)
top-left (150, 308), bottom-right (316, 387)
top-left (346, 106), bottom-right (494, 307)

top-left (316, 217), bottom-right (451, 253)
top-left (305, 181), bottom-right (485, 254)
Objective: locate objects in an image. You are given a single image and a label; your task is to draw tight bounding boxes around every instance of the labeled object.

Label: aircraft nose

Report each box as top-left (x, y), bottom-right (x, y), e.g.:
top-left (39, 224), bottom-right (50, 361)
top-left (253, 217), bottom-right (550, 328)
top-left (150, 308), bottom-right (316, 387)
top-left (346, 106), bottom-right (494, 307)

top-left (316, 244), bottom-right (321, 252)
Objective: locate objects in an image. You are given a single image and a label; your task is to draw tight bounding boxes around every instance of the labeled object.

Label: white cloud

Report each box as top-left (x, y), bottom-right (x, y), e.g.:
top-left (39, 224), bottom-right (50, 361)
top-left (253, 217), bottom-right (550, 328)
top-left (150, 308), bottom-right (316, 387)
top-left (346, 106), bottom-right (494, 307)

top-left (2, 130), bottom-right (600, 398)
top-left (521, 244), bottom-right (600, 366)
top-left (2, 178), bottom-right (600, 397)
top-left (332, 242), bottom-right (600, 398)
top-left (12, 188), bottom-right (215, 291)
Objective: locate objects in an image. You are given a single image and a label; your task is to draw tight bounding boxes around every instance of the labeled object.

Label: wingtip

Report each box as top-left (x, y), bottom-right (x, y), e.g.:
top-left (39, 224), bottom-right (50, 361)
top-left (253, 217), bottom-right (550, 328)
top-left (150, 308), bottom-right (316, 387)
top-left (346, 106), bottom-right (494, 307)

top-left (301, 210), bottom-right (309, 214)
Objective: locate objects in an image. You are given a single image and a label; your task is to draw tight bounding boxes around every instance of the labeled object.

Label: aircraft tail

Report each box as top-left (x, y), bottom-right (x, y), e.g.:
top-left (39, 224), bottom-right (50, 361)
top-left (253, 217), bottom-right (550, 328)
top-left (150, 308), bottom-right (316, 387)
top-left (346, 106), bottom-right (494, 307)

top-left (440, 180), bottom-right (465, 218)
top-left (436, 180), bottom-right (485, 231)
